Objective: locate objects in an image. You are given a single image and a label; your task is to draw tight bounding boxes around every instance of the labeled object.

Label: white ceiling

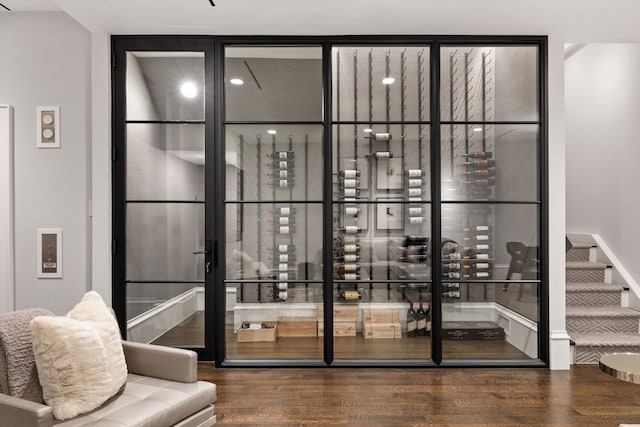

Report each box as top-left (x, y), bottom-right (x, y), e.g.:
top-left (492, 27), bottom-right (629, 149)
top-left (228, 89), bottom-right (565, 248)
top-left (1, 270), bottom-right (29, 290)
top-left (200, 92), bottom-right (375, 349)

top-left (3, 0), bottom-right (640, 42)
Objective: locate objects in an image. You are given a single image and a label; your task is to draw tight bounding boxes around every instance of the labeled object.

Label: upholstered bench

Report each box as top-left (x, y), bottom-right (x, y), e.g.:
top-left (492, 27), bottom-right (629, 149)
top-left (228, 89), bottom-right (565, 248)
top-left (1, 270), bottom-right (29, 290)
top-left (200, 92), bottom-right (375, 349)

top-left (0, 298), bottom-right (216, 427)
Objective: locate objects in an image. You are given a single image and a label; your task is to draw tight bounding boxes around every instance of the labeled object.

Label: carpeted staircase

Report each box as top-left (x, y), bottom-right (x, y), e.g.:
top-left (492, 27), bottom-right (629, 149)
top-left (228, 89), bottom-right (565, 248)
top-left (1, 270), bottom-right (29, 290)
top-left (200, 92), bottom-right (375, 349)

top-left (567, 243), bottom-right (640, 364)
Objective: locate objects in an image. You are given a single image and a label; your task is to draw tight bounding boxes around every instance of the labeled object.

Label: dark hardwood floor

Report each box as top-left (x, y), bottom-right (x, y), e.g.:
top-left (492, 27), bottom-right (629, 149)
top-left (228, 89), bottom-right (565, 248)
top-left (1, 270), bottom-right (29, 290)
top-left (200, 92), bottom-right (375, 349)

top-left (199, 364), bottom-right (640, 426)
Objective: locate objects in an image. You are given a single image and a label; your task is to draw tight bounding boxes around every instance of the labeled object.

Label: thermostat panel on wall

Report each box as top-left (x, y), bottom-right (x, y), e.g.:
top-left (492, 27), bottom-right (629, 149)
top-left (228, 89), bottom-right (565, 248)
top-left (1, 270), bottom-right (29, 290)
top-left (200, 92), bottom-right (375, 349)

top-left (37, 228), bottom-right (62, 278)
top-left (36, 106), bottom-right (60, 148)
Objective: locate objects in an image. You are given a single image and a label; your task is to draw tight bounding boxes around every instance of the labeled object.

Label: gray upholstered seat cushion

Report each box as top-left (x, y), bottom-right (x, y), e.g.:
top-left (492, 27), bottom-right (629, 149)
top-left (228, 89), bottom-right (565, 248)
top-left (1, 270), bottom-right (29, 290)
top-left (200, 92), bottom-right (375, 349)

top-left (53, 374), bottom-right (216, 427)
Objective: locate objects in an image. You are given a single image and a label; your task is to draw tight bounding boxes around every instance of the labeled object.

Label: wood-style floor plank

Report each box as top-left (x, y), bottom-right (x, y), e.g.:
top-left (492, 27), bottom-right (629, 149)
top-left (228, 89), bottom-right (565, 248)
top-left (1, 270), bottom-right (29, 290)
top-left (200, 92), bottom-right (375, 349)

top-left (198, 365), bottom-right (640, 426)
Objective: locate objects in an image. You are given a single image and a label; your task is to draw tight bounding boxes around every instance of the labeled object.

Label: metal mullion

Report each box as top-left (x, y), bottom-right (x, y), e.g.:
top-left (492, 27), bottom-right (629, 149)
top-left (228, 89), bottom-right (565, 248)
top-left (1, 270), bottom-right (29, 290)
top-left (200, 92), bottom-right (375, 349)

top-left (224, 200), bottom-right (323, 204)
top-left (125, 120), bottom-right (206, 125)
top-left (225, 279), bottom-right (324, 284)
top-left (333, 120), bottom-right (432, 125)
top-left (126, 200), bottom-right (206, 204)
top-left (441, 279), bottom-right (541, 284)
top-left (126, 280), bottom-right (205, 284)
top-left (224, 120), bottom-right (324, 126)
top-left (332, 200), bottom-right (433, 205)
top-left (440, 120), bottom-right (540, 125)
top-left (441, 200), bottom-right (542, 205)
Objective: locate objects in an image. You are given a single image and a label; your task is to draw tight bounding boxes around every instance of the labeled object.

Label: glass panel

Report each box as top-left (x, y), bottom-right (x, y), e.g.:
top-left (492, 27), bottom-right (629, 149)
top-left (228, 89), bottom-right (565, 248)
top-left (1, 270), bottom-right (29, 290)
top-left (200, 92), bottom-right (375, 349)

top-left (126, 283), bottom-right (204, 347)
top-left (440, 203), bottom-right (539, 360)
top-left (225, 125), bottom-right (323, 202)
top-left (225, 203), bottom-right (323, 280)
top-left (440, 46), bottom-right (538, 122)
top-left (332, 288), bottom-right (432, 360)
top-left (225, 46), bottom-right (323, 122)
top-left (127, 123), bottom-right (204, 200)
top-left (225, 284), bottom-right (323, 360)
top-left (126, 52), bottom-right (204, 121)
top-left (440, 125), bottom-right (538, 202)
top-left (333, 125), bottom-right (431, 202)
top-left (332, 46), bottom-right (430, 122)
top-left (332, 203), bottom-right (431, 281)
top-left (126, 203), bottom-right (205, 282)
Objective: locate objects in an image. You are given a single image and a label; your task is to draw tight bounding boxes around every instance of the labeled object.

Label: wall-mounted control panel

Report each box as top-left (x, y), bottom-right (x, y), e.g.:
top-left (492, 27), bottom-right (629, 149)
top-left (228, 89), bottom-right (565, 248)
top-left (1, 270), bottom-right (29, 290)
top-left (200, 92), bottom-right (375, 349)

top-left (36, 106), bottom-right (60, 148)
top-left (37, 228), bottom-right (62, 278)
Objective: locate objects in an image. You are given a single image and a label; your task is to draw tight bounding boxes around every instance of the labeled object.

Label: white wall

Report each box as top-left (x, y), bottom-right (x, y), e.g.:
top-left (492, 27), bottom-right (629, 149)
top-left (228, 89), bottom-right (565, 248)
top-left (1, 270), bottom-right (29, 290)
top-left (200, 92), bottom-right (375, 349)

top-left (566, 44), bottom-right (640, 284)
top-left (0, 13), bottom-right (92, 314)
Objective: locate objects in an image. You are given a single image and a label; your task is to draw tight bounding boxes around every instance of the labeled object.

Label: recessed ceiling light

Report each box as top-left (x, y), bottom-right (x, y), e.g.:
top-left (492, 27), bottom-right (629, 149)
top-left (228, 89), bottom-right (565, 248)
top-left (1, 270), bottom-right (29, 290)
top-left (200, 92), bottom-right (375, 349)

top-left (267, 129), bottom-right (277, 135)
top-left (180, 82), bottom-right (197, 98)
top-left (473, 127), bottom-right (483, 132)
top-left (230, 78), bottom-right (244, 85)
top-left (382, 77), bottom-right (395, 85)
top-left (363, 128), bottom-right (373, 133)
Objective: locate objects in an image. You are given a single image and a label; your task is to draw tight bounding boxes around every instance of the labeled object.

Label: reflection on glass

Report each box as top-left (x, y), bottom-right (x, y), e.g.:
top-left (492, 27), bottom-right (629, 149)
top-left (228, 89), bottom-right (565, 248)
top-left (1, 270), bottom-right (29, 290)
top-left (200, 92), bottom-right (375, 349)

top-left (225, 125), bottom-right (323, 201)
top-left (126, 283), bottom-right (204, 347)
top-left (126, 203), bottom-right (205, 282)
top-left (440, 46), bottom-right (538, 122)
top-left (225, 46), bottom-right (323, 122)
top-left (332, 203), bottom-right (431, 282)
top-left (440, 124), bottom-right (538, 202)
top-left (126, 52), bottom-right (205, 121)
top-left (333, 125), bottom-right (431, 202)
top-left (332, 46), bottom-right (430, 122)
top-left (225, 204), bottom-right (323, 280)
top-left (127, 123), bottom-right (204, 200)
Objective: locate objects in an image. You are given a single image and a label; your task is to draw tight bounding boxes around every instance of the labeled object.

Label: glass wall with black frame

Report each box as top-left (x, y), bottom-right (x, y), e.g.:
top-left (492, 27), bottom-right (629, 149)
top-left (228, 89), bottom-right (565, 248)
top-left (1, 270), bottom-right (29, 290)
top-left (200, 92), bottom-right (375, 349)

top-left (223, 46), bottom-right (325, 360)
top-left (123, 51), bottom-right (206, 347)
top-left (439, 45), bottom-right (541, 360)
top-left (332, 45), bottom-right (433, 360)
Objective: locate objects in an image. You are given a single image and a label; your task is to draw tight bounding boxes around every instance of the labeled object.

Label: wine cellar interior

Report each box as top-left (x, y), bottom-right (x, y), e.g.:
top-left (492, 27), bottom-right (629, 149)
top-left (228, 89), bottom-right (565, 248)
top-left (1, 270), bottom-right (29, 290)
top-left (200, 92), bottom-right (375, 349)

top-left (118, 38), bottom-right (544, 365)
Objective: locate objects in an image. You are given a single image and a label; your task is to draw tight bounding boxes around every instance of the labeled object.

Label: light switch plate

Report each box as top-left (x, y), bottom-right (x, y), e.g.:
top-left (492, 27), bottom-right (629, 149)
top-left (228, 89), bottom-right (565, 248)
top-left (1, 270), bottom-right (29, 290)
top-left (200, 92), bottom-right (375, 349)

top-left (36, 106), bottom-right (60, 148)
top-left (37, 228), bottom-right (62, 278)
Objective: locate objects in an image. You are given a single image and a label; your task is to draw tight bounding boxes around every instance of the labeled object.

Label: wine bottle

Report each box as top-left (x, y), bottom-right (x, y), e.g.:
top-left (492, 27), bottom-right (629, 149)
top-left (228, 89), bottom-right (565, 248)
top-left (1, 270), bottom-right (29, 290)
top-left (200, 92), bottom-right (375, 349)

top-left (337, 254), bottom-right (360, 263)
top-left (408, 197), bottom-right (422, 202)
top-left (462, 262), bottom-right (492, 271)
top-left (268, 160), bottom-right (295, 170)
top-left (463, 225), bottom-right (492, 232)
top-left (339, 290), bottom-right (362, 300)
top-left (343, 244), bottom-right (360, 253)
top-left (425, 301), bottom-right (432, 335)
top-left (442, 252), bottom-right (462, 260)
top-left (463, 244), bottom-right (492, 253)
top-left (267, 151), bottom-right (295, 160)
top-left (340, 169), bottom-right (361, 178)
top-left (408, 178), bottom-right (423, 187)
top-left (274, 253), bottom-right (297, 263)
top-left (462, 169), bottom-right (496, 178)
top-left (270, 244), bottom-right (296, 253)
top-left (442, 271), bottom-right (461, 279)
top-left (407, 301), bottom-right (417, 337)
top-left (406, 169), bottom-right (424, 178)
top-left (441, 241), bottom-right (460, 254)
top-left (416, 302), bottom-right (427, 336)
top-left (403, 235), bottom-right (428, 246)
top-left (406, 254), bottom-right (428, 263)
top-left (408, 207), bottom-right (423, 216)
top-left (344, 206), bottom-right (361, 216)
top-left (463, 235), bottom-right (491, 242)
top-left (342, 235), bottom-right (360, 244)
top-left (464, 178), bottom-right (495, 186)
top-left (443, 282), bottom-right (460, 290)
top-left (442, 262), bottom-right (461, 271)
top-left (364, 151), bottom-right (393, 158)
top-left (341, 226), bottom-right (363, 234)
top-left (267, 169), bottom-right (296, 179)
top-left (268, 216), bottom-right (296, 225)
top-left (464, 253), bottom-right (490, 260)
top-left (406, 245), bottom-right (428, 255)
top-left (462, 159), bottom-right (495, 168)
top-left (462, 151), bottom-right (493, 159)
top-left (442, 290), bottom-right (461, 298)
top-left (462, 272), bottom-right (491, 279)
top-left (342, 188), bottom-right (361, 198)
top-left (272, 225), bottom-right (296, 234)
top-left (267, 179), bottom-right (295, 188)
top-left (340, 178), bottom-right (361, 188)
top-left (409, 217), bottom-right (424, 225)
top-left (408, 188), bottom-right (422, 197)
top-left (364, 132), bottom-right (392, 141)
top-left (268, 207), bottom-right (297, 216)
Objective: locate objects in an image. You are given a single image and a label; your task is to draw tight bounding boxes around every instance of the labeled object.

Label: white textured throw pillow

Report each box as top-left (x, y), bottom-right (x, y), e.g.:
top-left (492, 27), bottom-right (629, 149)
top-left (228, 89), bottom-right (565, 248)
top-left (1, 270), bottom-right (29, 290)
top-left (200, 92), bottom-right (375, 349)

top-left (30, 292), bottom-right (128, 420)
top-left (67, 291), bottom-right (127, 393)
top-left (30, 316), bottom-right (114, 420)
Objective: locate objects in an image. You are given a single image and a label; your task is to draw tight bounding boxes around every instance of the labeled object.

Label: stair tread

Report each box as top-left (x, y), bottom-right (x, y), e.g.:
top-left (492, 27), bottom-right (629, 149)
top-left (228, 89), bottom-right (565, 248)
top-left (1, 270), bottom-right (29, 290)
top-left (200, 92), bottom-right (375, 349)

top-left (571, 332), bottom-right (640, 346)
top-left (567, 305), bottom-right (640, 317)
top-left (566, 261), bottom-right (608, 270)
top-left (566, 282), bottom-right (624, 292)
top-left (568, 244), bottom-right (593, 250)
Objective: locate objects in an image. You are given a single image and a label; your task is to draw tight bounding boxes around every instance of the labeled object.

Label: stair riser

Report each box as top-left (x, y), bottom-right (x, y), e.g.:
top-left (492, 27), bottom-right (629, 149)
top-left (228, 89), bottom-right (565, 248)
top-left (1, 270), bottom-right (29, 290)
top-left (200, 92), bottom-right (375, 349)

top-left (574, 345), bottom-right (640, 364)
top-left (566, 292), bottom-right (621, 307)
top-left (567, 317), bottom-right (639, 334)
top-left (567, 248), bottom-right (590, 262)
top-left (567, 269), bottom-right (605, 283)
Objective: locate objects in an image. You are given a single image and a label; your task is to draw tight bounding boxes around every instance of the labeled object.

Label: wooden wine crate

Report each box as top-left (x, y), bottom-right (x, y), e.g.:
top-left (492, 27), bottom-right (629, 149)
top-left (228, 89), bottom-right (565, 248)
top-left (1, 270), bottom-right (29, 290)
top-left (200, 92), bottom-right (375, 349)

top-left (317, 321), bottom-right (357, 337)
top-left (316, 304), bottom-right (358, 321)
top-left (362, 308), bottom-right (399, 324)
top-left (363, 322), bottom-right (402, 339)
top-left (237, 321), bottom-right (277, 343)
top-left (277, 317), bottom-right (317, 338)
top-left (442, 321), bottom-right (505, 341)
